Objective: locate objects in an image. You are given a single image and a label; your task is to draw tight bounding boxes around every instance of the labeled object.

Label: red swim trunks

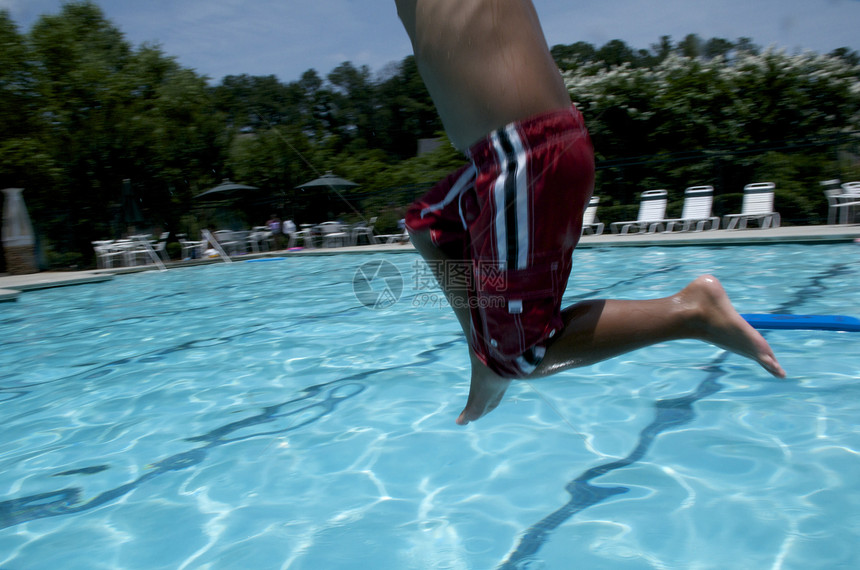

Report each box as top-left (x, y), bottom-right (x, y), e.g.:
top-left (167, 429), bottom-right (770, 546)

top-left (405, 106), bottom-right (595, 378)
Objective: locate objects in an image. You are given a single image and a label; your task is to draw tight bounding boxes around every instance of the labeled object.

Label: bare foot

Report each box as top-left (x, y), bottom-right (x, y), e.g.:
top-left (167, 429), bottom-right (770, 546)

top-left (680, 275), bottom-right (786, 378)
top-left (456, 355), bottom-right (512, 425)
top-left (455, 275), bottom-right (785, 425)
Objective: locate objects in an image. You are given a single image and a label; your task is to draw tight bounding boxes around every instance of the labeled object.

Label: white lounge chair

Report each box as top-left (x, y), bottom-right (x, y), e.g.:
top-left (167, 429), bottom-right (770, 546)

top-left (843, 181), bottom-right (860, 193)
top-left (666, 186), bottom-right (720, 232)
top-left (610, 189), bottom-right (669, 234)
top-left (581, 196), bottom-right (604, 235)
top-left (824, 180), bottom-right (860, 224)
top-left (723, 182), bottom-right (780, 230)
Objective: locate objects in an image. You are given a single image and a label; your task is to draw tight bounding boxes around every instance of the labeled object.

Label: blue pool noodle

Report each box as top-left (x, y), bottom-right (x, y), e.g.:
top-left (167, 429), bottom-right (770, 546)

top-left (742, 314), bottom-right (860, 332)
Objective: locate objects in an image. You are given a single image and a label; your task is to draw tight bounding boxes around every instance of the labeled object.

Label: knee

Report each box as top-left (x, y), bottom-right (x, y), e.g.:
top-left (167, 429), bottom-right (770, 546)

top-left (407, 226), bottom-right (437, 255)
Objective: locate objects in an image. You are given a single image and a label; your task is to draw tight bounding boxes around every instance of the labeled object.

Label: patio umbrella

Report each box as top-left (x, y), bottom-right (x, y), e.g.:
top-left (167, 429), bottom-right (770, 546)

top-left (295, 171), bottom-right (359, 192)
top-left (295, 171), bottom-right (360, 220)
top-left (195, 179), bottom-right (259, 200)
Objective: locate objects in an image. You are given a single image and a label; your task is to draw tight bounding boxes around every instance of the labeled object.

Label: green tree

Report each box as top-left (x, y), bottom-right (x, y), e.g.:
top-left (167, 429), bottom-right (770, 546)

top-left (565, 50), bottom-right (860, 223)
top-left (327, 62), bottom-right (377, 151)
top-left (0, 11), bottom-right (34, 149)
top-left (595, 39), bottom-right (636, 68)
top-left (212, 53), bottom-right (444, 226)
top-left (212, 73), bottom-right (299, 130)
top-left (677, 34), bottom-right (703, 59)
top-left (120, 51), bottom-right (226, 223)
top-left (650, 36), bottom-right (674, 64)
top-left (703, 37), bottom-right (735, 60)
top-left (25, 1), bottom-right (134, 261)
top-left (13, 2), bottom-right (226, 265)
top-left (551, 41), bottom-right (597, 71)
top-left (734, 37), bottom-right (760, 55)
top-left (226, 124), bottom-right (317, 222)
top-left (828, 47), bottom-right (860, 66)
top-left (374, 56), bottom-right (441, 158)
top-left (0, 10), bottom-right (53, 191)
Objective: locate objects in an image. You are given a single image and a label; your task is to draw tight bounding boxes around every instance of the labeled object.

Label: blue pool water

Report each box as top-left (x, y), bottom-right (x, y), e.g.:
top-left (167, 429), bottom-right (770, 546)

top-left (1, 244), bottom-right (859, 569)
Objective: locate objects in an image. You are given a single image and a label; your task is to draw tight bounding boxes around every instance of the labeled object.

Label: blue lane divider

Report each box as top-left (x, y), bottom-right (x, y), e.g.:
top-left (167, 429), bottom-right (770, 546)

top-left (742, 314), bottom-right (860, 332)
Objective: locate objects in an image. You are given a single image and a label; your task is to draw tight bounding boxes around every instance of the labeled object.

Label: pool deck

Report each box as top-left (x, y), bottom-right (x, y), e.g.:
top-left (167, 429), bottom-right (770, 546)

top-left (1, 224), bottom-right (858, 301)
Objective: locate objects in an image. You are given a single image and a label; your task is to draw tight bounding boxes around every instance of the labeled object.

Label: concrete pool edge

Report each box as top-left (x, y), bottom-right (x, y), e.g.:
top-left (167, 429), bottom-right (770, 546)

top-left (1, 225), bottom-right (858, 300)
top-left (575, 224), bottom-right (860, 248)
top-left (0, 271), bottom-right (115, 301)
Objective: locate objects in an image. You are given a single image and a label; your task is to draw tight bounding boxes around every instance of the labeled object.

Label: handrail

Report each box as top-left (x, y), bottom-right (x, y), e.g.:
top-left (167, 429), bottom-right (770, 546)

top-left (201, 229), bottom-right (233, 263)
top-left (132, 236), bottom-right (167, 271)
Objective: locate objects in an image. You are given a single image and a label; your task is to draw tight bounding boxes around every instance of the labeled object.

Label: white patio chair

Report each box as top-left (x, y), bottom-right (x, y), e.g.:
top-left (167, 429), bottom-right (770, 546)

top-left (376, 219), bottom-right (411, 244)
top-left (610, 189), bottom-right (669, 234)
top-left (213, 230), bottom-right (242, 255)
top-left (723, 182), bottom-right (780, 230)
top-left (152, 232), bottom-right (170, 262)
top-left (92, 240), bottom-right (123, 268)
top-left (351, 217), bottom-right (378, 245)
top-left (233, 230), bottom-right (252, 255)
top-left (319, 222), bottom-right (348, 247)
top-left (116, 239), bottom-right (151, 267)
top-left (293, 224), bottom-right (317, 248)
top-left (249, 226), bottom-right (272, 252)
top-left (666, 186), bottom-right (720, 232)
top-left (381, 228), bottom-right (410, 244)
top-left (178, 236), bottom-right (206, 259)
top-left (581, 196), bottom-right (604, 235)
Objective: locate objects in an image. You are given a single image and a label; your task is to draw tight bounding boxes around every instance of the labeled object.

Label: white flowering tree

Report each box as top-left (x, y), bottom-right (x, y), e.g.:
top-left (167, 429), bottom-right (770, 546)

top-left (564, 50), bottom-right (860, 223)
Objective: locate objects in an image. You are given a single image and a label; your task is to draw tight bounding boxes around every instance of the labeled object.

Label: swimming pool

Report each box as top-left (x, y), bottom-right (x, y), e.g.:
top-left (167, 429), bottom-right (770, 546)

top-left (1, 244), bottom-right (858, 569)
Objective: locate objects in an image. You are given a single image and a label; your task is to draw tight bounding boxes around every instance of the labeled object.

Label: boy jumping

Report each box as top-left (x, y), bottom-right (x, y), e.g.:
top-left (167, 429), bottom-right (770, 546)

top-left (396, 0), bottom-right (785, 425)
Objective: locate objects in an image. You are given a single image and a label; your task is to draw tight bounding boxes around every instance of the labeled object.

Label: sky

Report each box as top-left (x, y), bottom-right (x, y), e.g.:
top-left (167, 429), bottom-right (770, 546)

top-left (2, 0), bottom-right (860, 85)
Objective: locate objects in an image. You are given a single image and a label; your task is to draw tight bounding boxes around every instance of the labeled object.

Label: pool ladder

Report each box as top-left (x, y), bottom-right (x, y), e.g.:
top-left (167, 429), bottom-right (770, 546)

top-left (201, 229), bottom-right (234, 263)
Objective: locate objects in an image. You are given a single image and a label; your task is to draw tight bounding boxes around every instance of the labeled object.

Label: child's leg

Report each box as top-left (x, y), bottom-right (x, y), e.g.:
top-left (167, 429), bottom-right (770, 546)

top-left (410, 221), bottom-right (785, 426)
top-left (408, 227), bottom-right (515, 424)
top-left (532, 275), bottom-right (785, 378)
top-left (408, 228), bottom-right (472, 335)
top-left (456, 275), bottom-right (785, 425)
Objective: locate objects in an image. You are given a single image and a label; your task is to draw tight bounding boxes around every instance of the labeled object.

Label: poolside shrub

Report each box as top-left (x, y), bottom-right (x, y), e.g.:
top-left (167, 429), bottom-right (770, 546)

top-left (372, 209), bottom-right (404, 236)
top-left (166, 242), bottom-right (181, 261)
top-left (598, 204), bottom-right (639, 226)
top-left (45, 250), bottom-right (84, 270)
top-left (712, 193), bottom-right (744, 219)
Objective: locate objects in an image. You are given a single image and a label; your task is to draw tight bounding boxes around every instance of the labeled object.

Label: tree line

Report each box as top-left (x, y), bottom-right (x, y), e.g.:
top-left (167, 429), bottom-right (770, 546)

top-left (1, 2), bottom-right (858, 269)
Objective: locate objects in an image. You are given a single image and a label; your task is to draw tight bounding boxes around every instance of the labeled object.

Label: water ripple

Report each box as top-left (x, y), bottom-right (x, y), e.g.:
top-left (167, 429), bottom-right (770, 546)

top-left (498, 260), bottom-right (854, 568)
